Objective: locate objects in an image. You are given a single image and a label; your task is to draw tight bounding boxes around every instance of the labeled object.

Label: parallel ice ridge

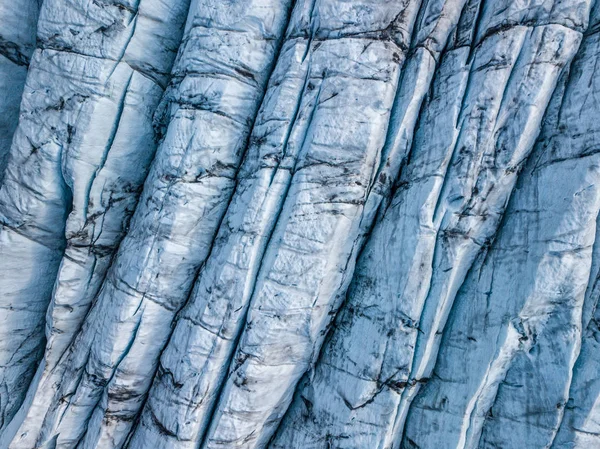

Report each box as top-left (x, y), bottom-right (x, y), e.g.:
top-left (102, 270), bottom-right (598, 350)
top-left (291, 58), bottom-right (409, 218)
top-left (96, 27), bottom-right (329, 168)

top-left (0, 0), bottom-right (191, 442)
top-left (272, 1), bottom-right (595, 448)
top-left (0, 1), bottom-right (599, 449)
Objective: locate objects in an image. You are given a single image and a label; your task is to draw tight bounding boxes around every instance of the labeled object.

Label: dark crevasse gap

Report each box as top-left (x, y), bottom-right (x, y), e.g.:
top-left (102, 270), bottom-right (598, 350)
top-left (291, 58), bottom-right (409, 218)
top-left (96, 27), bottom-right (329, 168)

top-left (0, 0), bottom-right (191, 440)
top-left (270, 1), bottom-right (593, 448)
top-left (3, 1), bottom-right (297, 448)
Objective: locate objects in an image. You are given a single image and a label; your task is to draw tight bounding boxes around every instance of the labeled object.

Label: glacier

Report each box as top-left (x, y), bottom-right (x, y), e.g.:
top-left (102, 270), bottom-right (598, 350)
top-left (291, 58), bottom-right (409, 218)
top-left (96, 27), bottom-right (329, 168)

top-left (0, 0), bottom-right (599, 448)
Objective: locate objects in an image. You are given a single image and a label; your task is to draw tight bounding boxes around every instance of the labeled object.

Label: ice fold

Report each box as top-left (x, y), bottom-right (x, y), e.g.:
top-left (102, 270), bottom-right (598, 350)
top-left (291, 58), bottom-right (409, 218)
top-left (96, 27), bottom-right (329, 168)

top-left (1, 1), bottom-right (600, 448)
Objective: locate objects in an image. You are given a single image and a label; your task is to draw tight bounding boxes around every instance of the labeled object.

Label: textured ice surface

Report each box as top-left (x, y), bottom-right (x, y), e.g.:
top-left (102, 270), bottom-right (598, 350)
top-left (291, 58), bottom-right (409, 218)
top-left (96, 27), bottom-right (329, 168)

top-left (1, 1), bottom-right (600, 448)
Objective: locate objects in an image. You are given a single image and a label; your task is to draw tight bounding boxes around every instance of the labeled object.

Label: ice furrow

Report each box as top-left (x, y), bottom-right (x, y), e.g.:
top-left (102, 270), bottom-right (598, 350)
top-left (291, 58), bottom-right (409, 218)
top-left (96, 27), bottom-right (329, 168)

top-left (270, 6), bottom-right (477, 448)
top-left (129, 1), bottom-right (428, 442)
top-left (551, 232), bottom-right (600, 448)
top-left (401, 10), bottom-right (600, 445)
top-left (127, 32), bottom-right (315, 449)
top-left (537, 13), bottom-right (600, 449)
top-left (195, 1), bottom-right (478, 447)
top-left (270, 1), bottom-right (592, 448)
top-left (3, 1), bottom-right (297, 448)
top-left (0, 0), bottom-right (191, 440)
top-left (1, 1), bottom-right (598, 448)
